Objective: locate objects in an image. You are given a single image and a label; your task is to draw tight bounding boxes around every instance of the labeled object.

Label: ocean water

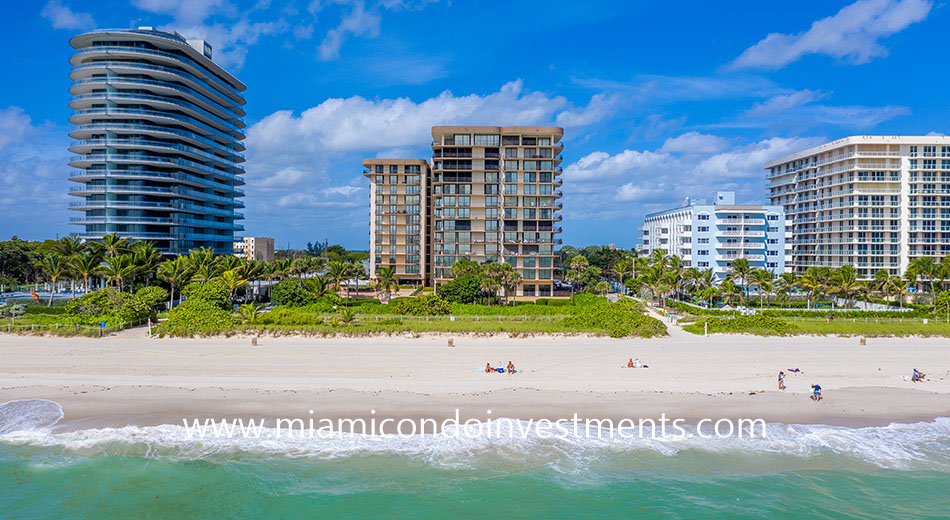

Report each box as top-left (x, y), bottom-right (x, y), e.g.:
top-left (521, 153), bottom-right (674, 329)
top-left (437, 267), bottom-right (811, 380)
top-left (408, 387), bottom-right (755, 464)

top-left (1, 400), bottom-right (948, 519)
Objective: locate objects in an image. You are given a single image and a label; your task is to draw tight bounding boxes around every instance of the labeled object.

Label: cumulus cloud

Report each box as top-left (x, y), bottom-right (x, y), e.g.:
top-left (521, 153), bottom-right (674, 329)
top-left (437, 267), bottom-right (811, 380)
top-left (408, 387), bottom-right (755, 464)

top-left (557, 135), bottom-right (827, 226)
top-left (241, 80), bottom-right (612, 241)
top-left (0, 107), bottom-right (72, 239)
top-left (730, 0), bottom-right (932, 70)
top-left (41, 0), bottom-right (95, 30)
top-left (659, 132), bottom-right (731, 155)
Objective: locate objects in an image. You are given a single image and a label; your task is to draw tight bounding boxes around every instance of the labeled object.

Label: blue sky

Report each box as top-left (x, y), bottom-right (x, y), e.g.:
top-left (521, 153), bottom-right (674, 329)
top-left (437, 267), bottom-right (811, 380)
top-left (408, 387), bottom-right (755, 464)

top-left (0, 0), bottom-right (946, 249)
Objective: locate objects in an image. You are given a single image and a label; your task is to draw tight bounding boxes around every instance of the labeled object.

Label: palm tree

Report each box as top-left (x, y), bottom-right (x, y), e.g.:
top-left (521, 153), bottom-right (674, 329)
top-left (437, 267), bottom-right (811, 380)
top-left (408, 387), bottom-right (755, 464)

top-left (327, 261), bottom-right (349, 295)
top-left (99, 254), bottom-right (138, 292)
top-left (832, 264), bottom-right (862, 308)
top-left (338, 307), bottom-right (357, 326)
top-left (776, 272), bottom-right (798, 304)
top-left (728, 258), bottom-right (753, 303)
top-left (305, 276), bottom-right (330, 298)
top-left (799, 267), bottom-right (825, 307)
top-left (53, 237), bottom-right (87, 295)
top-left (186, 247), bottom-right (220, 282)
top-left (218, 254), bottom-right (244, 274)
top-left (909, 256), bottom-right (938, 300)
top-left (889, 275), bottom-right (907, 309)
top-left (239, 302), bottom-right (263, 324)
top-left (220, 269), bottom-right (248, 304)
top-left (96, 233), bottom-right (130, 258)
top-left (131, 241), bottom-right (162, 288)
top-left (157, 257), bottom-right (193, 309)
top-left (375, 266), bottom-right (397, 301)
top-left (243, 260), bottom-right (266, 302)
top-left (69, 252), bottom-right (101, 294)
top-left (35, 253), bottom-right (68, 306)
top-left (752, 269), bottom-right (774, 307)
top-left (874, 269), bottom-right (890, 302)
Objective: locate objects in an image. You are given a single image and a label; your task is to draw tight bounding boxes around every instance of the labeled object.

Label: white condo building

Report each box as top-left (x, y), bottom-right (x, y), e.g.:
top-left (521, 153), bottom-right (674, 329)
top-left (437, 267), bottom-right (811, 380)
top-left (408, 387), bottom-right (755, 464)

top-left (766, 136), bottom-right (950, 278)
top-left (637, 192), bottom-right (790, 280)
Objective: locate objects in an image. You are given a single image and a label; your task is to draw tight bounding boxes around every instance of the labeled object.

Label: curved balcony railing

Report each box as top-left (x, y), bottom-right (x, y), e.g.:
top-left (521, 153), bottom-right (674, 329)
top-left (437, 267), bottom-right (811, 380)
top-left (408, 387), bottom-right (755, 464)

top-left (70, 216), bottom-right (172, 224)
top-left (69, 185), bottom-right (242, 206)
top-left (78, 231), bottom-right (179, 240)
top-left (69, 169), bottom-right (243, 195)
top-left (70, 153), bottom-right (244, 184)
top-left (70, 123), bottom-right (245, 156)
top-left (70, 138), bottom-right (244, 169)
top-left (69, 62), bottom-right (242, 124)
top-left (71, 47), bottom-right (244, 101)
top-left (71, 108), bottom-right (244, 143)
top-left (71, 76), bottom-right (244, 118)
top-left (72, 92), bottom-right (244, 133)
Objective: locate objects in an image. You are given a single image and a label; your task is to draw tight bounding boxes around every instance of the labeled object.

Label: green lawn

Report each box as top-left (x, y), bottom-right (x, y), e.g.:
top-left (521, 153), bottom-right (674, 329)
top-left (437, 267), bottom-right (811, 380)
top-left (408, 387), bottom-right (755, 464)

top-left (681, 315), bottom-right (950, 337)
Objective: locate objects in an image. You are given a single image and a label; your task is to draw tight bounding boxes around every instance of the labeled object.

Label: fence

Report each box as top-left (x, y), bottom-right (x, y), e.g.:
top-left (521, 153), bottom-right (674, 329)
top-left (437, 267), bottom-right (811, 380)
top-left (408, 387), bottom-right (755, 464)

top-left (1, 317), bottom-right (150, 336)
top-left (323, 314), bottom-right (565, 322)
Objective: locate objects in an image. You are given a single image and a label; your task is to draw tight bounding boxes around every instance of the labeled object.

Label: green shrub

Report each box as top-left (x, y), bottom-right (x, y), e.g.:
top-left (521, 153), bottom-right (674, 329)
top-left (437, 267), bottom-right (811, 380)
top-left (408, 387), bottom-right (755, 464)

top-left (64, 287), bottom-right (154, 325)
top-left (534, 298), bottom-right (575, 307)
top-left (683, 315), bottom-right (797, 336)
top-left (438, 273), bottom-right (492, 304)
top-left (154, 299), bottom-right (235, 336)
top-left (564, 299), bottom-right (666, 338)
top-left (135, 286), bottom-right (169, 309)
top-left (24, 306), bottom-right (68, 315)
top-left (390, 295), bottom-right (451, 316)
top-left (257, 307), bottom-right (326, 326)
top-left (182, 281), bottom-right (230, 310)
top-left (571, 293), bottom-right (607, 307)
top-left (271, 279), bottom-right (316, 307)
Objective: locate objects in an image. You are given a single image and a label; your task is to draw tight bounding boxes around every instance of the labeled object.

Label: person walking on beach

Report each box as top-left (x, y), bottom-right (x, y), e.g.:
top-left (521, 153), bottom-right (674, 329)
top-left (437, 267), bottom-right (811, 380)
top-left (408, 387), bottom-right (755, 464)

top-left (810, 384), bottom-right (822, 402)
top-left (778, 371), bottom-right (785, 391)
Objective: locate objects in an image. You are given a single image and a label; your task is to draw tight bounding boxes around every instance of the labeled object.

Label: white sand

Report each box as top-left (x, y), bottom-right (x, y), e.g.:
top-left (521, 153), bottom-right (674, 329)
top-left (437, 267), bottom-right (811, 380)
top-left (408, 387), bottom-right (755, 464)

top-left (0, 327), bottom-right (947, 428)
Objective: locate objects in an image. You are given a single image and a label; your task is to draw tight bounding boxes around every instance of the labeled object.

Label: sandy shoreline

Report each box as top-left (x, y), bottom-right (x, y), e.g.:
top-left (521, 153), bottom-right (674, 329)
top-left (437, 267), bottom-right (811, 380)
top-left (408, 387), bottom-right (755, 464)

top-left (1, 329), bottom-right (947, 430)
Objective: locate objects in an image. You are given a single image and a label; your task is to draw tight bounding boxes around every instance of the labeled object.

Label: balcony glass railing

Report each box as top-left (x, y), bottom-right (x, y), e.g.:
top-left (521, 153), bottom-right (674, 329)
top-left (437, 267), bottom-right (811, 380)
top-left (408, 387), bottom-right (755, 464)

top-left (70, 154), bottom-right (244, 184)
top-left (72, 92), bottom-right (244, 133)
top-left (72, 108), bottom-right (243, 142)
top-left (72, 76), bottom-right (244, 118)
top-left (71, 138), bottom-right (244, 169)
top-left (71, 47), bottom-right (244, 100)
top-left (71, 123), bottom-right (244, 157)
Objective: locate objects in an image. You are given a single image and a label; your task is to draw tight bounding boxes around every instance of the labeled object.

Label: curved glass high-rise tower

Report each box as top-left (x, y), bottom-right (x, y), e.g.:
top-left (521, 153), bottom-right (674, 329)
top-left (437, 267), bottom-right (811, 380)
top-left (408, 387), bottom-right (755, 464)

top-left (67, 27), bottom-right (246, 254)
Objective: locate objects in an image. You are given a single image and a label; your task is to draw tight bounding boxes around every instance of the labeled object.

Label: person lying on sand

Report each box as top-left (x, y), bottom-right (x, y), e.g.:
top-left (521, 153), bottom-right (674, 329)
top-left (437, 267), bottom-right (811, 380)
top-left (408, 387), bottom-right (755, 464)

top-left (485, 363), bottom-right (494, 374)
top-left (507, 361), bottom-right (516, 374)
top-left (787, 368), bottom-right (802, 374)
top-left (810, 384), bottom-right (822, 402)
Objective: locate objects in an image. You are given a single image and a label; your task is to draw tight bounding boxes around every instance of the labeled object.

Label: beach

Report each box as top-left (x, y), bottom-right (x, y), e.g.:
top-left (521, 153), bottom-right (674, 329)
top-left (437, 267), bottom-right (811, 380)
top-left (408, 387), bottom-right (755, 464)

top-left (2, 329), bottom-right (949, 518)
top-left (0, 328), bottom-right (947, 428)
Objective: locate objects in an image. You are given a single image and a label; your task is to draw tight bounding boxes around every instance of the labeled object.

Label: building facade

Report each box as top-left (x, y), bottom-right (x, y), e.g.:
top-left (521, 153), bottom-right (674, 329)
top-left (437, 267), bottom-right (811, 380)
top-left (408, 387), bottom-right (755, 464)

top-left (363, 126), bottom-right (564, 296)
top-left (637, 192), bottom-right (789, 280)
top-left (766, 136), bottom-right (950, 278)
top-left (362, 159), bottom-right (429, 285)
top-left (67, 27), bottom-right (246, 255)
top-left (233, 236), bottom-right (275, 262)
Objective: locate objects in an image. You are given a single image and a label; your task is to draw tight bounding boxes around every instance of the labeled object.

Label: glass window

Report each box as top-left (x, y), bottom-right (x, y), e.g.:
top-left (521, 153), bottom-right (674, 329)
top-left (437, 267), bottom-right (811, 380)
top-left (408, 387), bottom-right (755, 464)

top-left (474, 134), bottom-right (499, 146)
top-left (389, 165), bottom-right (398, 173)
top-left (453, 134), bottom-right (471, 145)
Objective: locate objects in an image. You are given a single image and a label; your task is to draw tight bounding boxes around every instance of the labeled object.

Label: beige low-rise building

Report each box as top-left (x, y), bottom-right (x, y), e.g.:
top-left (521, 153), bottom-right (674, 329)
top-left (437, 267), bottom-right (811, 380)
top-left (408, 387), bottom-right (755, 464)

top-left (233, 236), bottom-right (275, 262)
top-left (363, 126), bottom-right (564, 296)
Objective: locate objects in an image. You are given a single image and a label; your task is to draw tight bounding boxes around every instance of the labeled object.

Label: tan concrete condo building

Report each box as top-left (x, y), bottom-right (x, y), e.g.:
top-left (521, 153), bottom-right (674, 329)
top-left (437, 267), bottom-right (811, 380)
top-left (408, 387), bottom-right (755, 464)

top-left (766, 135), bottom-right (950, 278)
top-left (363, 126), bottom-right (564, 296)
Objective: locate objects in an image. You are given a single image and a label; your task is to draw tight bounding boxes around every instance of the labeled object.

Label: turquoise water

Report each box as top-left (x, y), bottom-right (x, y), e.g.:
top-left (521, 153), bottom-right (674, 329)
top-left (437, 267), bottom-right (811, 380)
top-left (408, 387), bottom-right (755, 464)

top-left (1, 400), bottom-right (948, 519)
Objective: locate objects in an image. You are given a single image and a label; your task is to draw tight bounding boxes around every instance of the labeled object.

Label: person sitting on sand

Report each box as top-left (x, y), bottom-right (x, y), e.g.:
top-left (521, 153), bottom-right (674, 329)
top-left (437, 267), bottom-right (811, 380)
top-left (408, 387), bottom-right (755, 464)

top-left (485, 363), bottom-right (494, 374)
top-left (627, 358), bottom-right (635, 368)
top-left (634, 358), bottom-right (643, 369)
top-left (912, 369), bottom-right (926, 383)
top-left (507, 361), bottom-right (516, 374)
top-left (778, 371), bottom-right (785, 391)
top-left (810, 384), bottom-right (822, 402)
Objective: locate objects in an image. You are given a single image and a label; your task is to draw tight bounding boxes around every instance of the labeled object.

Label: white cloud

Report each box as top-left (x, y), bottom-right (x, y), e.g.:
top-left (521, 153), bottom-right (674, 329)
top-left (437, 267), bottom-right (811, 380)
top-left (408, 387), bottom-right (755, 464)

top-left (555, 93), bottom-right (624, 127)
top-left (730, 0), bottom-right (932, 70)
top-left (0, 107), bottom-right (72, 239)
top-left (692, 137), bottom-right (825, 180)
top-left (562, 149), bottom-right (671, 183)
top-left (41, 0), bottom-right (95, 30)
top-left (246, 80), bottom-right (575, 158)
top-left (318, 0), bottom-right (381, 60)
top-left (659, 132), bottom-right (731, 155)
top-left (725, 90), bottom-right (911, 130)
